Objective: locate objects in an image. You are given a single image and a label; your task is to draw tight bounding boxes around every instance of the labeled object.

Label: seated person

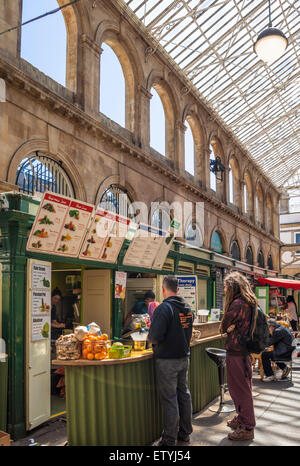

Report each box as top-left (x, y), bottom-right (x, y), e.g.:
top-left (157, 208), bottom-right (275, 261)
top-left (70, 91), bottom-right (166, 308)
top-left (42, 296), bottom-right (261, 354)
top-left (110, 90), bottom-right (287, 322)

top-left (262, 319), bottom-right (294, 382)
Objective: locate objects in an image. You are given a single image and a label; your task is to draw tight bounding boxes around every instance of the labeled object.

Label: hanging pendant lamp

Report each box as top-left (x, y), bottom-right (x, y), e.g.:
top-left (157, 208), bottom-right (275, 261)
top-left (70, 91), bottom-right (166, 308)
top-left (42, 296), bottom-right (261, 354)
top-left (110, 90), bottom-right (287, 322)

top-left (254, 0), bottom-right (288, 64)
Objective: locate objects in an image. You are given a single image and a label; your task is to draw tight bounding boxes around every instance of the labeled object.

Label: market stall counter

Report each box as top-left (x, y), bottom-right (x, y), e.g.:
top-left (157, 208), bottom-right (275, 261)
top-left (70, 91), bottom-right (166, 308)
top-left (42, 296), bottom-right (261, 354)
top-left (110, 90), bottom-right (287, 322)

top-left (52, 332), bottom-right (226, 446)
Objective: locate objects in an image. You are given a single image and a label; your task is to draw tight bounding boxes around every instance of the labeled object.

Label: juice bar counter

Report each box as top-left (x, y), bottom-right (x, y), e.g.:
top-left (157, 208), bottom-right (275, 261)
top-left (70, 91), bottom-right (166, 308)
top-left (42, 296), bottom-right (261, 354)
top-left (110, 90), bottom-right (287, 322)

top-left (52, 334), bottom-right (226, 446)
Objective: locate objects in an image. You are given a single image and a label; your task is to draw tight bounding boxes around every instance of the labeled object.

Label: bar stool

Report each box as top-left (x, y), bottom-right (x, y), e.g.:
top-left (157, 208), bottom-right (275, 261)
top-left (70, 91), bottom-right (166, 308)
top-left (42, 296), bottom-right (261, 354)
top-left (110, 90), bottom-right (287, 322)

top-left (205, 348), bottom-right (235, 413)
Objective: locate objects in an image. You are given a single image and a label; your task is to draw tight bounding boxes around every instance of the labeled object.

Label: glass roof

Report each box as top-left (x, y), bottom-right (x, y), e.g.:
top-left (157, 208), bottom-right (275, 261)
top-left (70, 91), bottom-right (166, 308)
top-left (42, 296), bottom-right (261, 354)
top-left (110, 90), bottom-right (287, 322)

top-left (122, 0), bottom-right (300, 191)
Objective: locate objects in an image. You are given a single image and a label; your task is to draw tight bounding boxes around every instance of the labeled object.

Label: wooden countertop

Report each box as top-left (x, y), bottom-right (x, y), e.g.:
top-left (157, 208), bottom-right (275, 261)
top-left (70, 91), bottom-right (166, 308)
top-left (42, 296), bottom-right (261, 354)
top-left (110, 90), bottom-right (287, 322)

top-left (52, 334), bottom-right (226, 367)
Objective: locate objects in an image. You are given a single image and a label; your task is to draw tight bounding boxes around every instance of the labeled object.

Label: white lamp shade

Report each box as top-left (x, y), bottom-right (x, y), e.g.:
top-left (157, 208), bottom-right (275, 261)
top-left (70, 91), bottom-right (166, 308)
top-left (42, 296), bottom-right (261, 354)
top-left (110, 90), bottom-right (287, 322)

top-left (254, 27), bottom-right (288, 64)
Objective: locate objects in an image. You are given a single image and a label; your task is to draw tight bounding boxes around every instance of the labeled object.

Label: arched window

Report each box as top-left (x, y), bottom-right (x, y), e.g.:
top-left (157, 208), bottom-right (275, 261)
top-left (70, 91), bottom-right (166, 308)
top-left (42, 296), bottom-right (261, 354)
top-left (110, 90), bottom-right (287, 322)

top-left (211, 231), bottom-right (223, 254)
top-left (257, 250), bottom-right (265, 268)
top-left (16, 153), bottom-right (75, 197)
top-left (246, 246), bottom-right (254, 265)
top-left (186, 222), bottom-right (203, 248)
top-left (151, 206), bottom-right (171, 232)
top-left (266, 196), bottom-right (273, 234)
top-left (243, 183), bottom-right (248, 213)
top-left (267, 255), bottom-right (273, 270)
top-left (100, 43), bottom-right (125, 127)
top-left (230, 240), bottom-right (241, 261)
top-left (229, 163), bottom-right (234, 204)
top-left (184, 121), bottom-right (194, 175)
top-left (209, 145), bottom-right (216, 191)
top-left (150, 87), bottom-right (166, 155)
top-left (256, 184), bottom-right (264, 226)
top-left (99, 185), bottom-right (133, 217)
top-left (21, 0), bottom-right (67, 87)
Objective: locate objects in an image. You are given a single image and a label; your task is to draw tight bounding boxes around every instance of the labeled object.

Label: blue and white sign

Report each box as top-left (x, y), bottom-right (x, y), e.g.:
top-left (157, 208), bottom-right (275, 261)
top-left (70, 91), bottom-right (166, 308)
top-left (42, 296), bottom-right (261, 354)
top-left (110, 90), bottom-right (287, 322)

top-left (176, 275), bottom-right (197, 311)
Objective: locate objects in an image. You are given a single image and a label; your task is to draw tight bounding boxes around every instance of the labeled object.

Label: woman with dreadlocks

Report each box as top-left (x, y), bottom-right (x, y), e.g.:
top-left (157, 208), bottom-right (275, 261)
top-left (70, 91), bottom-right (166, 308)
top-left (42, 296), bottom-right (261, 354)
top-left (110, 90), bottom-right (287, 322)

top-left (220, 271), bottom-right (258, 441)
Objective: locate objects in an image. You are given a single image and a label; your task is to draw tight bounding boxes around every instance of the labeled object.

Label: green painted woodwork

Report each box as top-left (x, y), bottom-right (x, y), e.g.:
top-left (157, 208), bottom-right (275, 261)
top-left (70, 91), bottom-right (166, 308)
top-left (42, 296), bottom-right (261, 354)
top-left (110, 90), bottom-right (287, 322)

top-left (64, 336), bottom-right (225, 446)
top-left (0, 194), bottom-right (213, 440)
top-left (0, 355), bottom-right (8, 431)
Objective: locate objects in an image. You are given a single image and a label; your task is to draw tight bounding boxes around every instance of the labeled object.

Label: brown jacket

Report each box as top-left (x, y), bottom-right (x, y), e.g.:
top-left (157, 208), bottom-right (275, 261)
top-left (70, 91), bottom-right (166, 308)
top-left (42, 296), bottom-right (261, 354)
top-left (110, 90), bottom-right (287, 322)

top-left (221, 296), bottom-right (252, 355)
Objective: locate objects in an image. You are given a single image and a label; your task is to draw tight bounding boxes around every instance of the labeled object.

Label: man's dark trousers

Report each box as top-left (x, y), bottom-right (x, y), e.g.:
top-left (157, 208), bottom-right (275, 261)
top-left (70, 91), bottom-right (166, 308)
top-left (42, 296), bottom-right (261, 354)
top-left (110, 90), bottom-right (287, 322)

top-left (262, 350), bottom-right (290, 377)
top-left (155, 357), bottom-right (193, 445)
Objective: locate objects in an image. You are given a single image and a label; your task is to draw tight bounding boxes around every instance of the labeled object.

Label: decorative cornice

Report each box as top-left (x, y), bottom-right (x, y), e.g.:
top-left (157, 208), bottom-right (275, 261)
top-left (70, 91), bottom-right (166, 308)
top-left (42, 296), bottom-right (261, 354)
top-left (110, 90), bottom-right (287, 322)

top-left (0, 57), bottom-right (280, 245)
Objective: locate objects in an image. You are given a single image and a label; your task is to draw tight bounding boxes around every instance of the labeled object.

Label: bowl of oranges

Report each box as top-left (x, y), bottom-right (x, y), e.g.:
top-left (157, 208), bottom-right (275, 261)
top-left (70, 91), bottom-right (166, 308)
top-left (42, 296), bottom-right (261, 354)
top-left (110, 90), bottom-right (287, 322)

top-left (82, 333), bottom-right (109, 360)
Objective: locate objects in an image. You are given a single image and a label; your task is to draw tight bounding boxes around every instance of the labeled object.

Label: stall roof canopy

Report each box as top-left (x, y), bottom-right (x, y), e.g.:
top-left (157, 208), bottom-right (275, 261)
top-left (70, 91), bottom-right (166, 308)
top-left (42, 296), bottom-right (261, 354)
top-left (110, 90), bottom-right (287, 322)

top-left (121, 0), bottom-right (300, 192)
top-left (257, 276), bottom-right (300, 290)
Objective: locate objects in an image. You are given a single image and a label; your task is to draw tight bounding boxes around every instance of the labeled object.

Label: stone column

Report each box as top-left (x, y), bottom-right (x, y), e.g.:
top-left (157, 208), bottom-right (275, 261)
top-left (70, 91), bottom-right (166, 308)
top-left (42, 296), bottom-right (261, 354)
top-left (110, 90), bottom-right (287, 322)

top-left (138, 85), bottom-right (152, 150)
top-left (0, 0), bottom-right (22, 57)
top-left (175, 120), bottom-right (186, 173)
top-left (200, 145), bottom-right (211, 190)
top-left (79, 34), bottom-right (103, 115)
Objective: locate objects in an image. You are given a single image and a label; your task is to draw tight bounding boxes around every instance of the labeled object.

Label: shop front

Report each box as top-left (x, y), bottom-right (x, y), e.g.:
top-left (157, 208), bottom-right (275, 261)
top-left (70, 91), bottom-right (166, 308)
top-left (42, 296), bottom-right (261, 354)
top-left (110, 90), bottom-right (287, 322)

top-left (0, 191), bottom-right (227, 443)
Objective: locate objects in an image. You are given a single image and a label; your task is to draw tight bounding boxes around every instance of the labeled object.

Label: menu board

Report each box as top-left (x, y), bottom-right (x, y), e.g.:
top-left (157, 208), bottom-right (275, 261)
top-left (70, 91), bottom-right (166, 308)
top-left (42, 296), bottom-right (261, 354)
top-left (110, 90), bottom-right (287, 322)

top-left (152, 219), bottom-right (181, 270)
top-left (55, 200), bottom-right (94, 257)
top-left (123, 224), bottom-right (166, 269)
top-left (79, 209), bottom-right (132, 263)
top-left (115, 271), bottom-right (127, 299)
top-left (31, 262), bottom-right (51, 342)
top-left (26, 192), bottom-right (94, 258)
top-left (27, 192), bottom-right (71, 253)
top-left (176, 275), bottom-right (197, 312)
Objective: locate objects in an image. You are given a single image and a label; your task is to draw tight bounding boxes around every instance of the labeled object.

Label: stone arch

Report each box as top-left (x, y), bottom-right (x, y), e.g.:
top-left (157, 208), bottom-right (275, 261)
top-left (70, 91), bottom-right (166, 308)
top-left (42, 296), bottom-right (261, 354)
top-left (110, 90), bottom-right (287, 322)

top-left (245, 241), bottom-right (255, 265)
top-left (95, 174), bottom-right (137, 207)
top-left (184, 213), bottom-right (204, 249)
top-left (265, 192), bottom-right (274, 234)
top-left (147, 72), bottom-right (177, 161)
top-left (255, 180), bottom-right (264, 227)
top-left (243, 168), bottom-right (254, 218)
top-left (257, 248), bottom-right (265, 268)
top-left (182, 104), bottom-right (207, 182)
top-left (208, 132), bottom-right (226, 201)
top-left (210, 226), bottom-right (228, 255)
top-left (56, 0), bottom-right (83, 92)
top-left (229, 235), bottom-right (242, 261)
top-left (7, 139), bottom-right (86, 200)
top-left (96, 24), bottom-right (140, 133)
top-left (228, 153), bottom-right (241, 208)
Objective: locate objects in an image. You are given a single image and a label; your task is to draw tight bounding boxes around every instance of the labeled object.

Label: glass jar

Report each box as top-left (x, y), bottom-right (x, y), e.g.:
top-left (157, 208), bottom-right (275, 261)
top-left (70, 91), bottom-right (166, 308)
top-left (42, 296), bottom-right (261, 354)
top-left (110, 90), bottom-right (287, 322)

top-left (82, 340), bottom-right (108, 360)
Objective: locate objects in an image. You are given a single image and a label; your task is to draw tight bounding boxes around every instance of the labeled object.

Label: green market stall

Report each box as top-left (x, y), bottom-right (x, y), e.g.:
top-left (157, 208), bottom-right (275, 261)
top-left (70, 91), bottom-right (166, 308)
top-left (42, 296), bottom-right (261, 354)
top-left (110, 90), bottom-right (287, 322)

top-left (0, 192), bottom-right (223, 442)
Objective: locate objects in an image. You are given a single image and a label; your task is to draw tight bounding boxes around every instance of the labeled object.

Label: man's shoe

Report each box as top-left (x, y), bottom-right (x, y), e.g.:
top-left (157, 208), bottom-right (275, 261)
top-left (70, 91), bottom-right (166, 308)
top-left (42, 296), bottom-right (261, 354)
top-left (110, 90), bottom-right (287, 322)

top-left (227, 416), bottom-right (241, 430)
top-left (228, 427), bottom-right (254, 441)
top-left (262, 375), bottom-right (276, 382)
top-left (281, 367), bottom-right (291, 380)
top-left (177, 433), bottom-right (190, 443)
top-left (152, 437), bottom-right (175, 447)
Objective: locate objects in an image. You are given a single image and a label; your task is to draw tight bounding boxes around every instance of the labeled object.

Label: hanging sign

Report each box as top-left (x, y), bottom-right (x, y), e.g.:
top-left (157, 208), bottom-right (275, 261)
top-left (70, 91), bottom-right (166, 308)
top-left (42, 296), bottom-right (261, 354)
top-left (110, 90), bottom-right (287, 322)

top-left (31, 262), bottom-right (52, 342)
top-left (26, 192), bottom-right (94, 258)
top-left (115, 271), bottom-right (127, 299)
top-left (122, 223), bottom-right (166, 269)
top-left (55, 199), bottom-right (94, 257)
top-left (176, 275), bottom-right (197, 312)
top-left (152, 219), bottom-right (181, 270)
top-left (79, 209), bottom-right (132, 263)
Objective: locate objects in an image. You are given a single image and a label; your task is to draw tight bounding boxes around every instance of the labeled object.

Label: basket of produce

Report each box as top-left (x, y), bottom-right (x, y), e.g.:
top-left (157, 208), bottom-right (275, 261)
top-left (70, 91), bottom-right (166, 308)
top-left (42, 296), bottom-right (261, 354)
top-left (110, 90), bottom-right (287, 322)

top-left (56, 334), bottom-right (81, 360)
top-left (82, 333), bottom-right (109, 360)
top-left (108, 342), bottom-right (132, 359)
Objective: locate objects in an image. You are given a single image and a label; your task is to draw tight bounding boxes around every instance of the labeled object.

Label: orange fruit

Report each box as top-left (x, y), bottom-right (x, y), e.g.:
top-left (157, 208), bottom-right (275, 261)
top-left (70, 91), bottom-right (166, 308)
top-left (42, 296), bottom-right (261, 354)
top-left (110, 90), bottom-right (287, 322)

top-left (87, 352), bottom-right (94, 360)
top-left (82, 349), bottom-right (89, 359)
top-left (100, 333), bottom-right (108, 340)
top-left (85, 344), bottom-right (93, 353)
top-left (95, 352), bottom-right (103, 360)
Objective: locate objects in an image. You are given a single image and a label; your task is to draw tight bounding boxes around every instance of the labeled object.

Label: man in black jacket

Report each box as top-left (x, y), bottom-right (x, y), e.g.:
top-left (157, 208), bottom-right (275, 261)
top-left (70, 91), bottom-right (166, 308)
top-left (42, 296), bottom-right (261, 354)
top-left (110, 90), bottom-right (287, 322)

top-left (262, 319), bottom-right (294, 382)
top-left (148, 275), bottom-right (194, 446)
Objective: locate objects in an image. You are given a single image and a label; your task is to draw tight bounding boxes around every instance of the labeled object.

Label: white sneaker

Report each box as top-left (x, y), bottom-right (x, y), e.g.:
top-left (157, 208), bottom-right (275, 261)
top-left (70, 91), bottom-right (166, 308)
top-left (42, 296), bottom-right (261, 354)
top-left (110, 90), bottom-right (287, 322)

top-left (263, 375), bottom-right (277, 382)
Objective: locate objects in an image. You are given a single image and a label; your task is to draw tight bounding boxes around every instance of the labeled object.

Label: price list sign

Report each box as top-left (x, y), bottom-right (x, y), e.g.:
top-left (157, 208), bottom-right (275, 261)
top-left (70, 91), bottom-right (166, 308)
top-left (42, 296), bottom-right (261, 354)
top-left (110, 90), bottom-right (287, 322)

top-left (123, 224), bottom-right (166, 269)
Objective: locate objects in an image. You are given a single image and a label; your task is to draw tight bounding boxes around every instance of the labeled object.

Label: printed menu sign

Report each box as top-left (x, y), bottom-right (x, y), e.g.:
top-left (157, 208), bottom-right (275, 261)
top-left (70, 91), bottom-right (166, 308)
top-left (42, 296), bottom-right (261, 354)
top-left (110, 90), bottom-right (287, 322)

top-left (152, 219), bottom-right (181, 270)
top-left (123, 224), bottom-right (166, 269)
top-left (26, 192), bottom-right (94, 258)
top-left (55, 200), bottom-right (94, 257)
top-left (31, 261), bottom-right (51, 342)
top-left (176, 275), bottom-right (197, 312)
top-left (27, 192), bottom-right (71, 253)
top-left (79, 209), bottom-right (131, 263)
top-left (115, 271), bottom-right (127, 299)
